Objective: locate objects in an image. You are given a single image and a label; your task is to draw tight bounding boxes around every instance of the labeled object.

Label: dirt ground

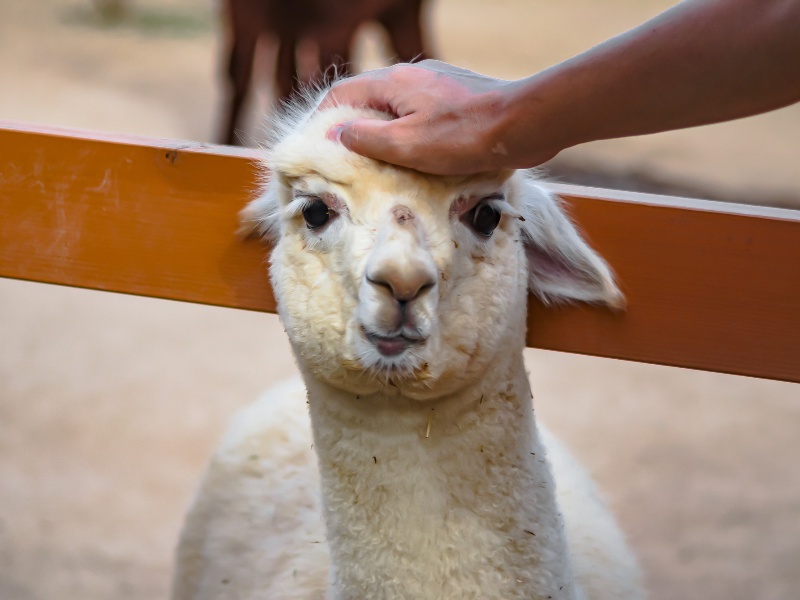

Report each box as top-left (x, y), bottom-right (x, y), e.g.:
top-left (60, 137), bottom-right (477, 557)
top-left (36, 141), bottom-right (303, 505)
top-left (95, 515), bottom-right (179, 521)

top-left (1, 1), bottom-right (799, 599)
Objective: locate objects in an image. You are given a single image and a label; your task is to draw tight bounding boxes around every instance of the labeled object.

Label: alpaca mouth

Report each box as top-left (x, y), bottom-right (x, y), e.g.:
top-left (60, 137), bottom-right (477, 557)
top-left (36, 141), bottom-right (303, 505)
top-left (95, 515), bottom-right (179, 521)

top-left (363, 329), bottom-right (423, 357)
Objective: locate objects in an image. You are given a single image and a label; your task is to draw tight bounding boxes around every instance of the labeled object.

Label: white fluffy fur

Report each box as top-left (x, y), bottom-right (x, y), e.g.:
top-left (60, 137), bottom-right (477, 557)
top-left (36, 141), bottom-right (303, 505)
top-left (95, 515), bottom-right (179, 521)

top-left (173, 88), bottom-right (644, 600)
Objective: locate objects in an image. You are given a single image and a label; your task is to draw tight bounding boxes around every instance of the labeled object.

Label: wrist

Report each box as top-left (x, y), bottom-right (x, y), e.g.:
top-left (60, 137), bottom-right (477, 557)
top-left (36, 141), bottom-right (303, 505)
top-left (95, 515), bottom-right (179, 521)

top-left (495, 70), bottom-right (589, 168)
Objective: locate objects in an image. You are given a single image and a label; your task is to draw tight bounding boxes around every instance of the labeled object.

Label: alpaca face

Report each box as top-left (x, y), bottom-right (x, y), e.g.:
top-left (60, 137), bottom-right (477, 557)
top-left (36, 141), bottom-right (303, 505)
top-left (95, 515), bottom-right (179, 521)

top-left (243, 103), bottom-right (622, 399)
top-left (270, 168), bottom-right (525, 399)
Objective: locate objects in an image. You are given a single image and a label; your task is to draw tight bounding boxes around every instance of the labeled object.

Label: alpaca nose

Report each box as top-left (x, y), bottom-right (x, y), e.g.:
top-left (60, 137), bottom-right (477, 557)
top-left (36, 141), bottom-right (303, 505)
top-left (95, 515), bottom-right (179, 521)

top-left (367, 261), bottom-right (436, 303)
top-left (365, 203), bottom-right (438, 303)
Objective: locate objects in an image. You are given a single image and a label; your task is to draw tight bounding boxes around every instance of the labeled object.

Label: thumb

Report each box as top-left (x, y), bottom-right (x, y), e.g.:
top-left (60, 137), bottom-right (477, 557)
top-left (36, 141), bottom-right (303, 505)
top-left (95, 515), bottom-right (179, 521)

top-left (331, 118), bottom-right (411, 168)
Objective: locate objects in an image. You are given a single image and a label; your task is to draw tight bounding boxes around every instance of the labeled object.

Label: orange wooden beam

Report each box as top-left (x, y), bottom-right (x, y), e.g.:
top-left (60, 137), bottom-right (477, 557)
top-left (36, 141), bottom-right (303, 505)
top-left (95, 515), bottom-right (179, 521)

top-left (1, 121), bottom-right (799, 383)
top-left (0, 121), bottom-right (275, 312)
top-left (530, 184), bottom-right (800, 383)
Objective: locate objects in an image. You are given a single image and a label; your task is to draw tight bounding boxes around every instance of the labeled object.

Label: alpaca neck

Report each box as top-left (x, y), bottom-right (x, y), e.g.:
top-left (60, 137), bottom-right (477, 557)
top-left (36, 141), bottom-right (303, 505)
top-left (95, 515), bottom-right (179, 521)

top-left (303, 352), bottom-right (579, 600)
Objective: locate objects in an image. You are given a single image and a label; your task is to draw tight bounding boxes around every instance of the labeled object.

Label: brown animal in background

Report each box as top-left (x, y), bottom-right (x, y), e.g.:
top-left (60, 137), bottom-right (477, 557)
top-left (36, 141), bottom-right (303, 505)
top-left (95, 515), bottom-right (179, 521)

top-left (220, 0), bottom-right (433, 145)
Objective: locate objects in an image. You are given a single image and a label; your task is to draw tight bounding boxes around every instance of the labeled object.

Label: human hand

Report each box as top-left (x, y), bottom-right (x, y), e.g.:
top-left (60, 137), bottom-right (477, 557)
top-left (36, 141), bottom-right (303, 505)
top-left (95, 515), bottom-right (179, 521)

top-left (320, 60), bottom-right (544, 175)
top-left (319, 1), bottom-right (800, 176)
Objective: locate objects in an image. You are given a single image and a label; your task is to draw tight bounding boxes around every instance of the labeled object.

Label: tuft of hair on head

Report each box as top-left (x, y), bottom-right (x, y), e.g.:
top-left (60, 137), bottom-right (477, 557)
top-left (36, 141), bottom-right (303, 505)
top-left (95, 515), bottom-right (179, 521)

top-left (261, 80), bottom-right (333, 154)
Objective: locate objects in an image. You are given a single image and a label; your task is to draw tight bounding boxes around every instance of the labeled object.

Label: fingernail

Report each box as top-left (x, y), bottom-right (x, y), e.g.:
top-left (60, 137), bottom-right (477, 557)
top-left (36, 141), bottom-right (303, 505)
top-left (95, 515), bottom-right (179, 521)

top-left (326, 123), bottom-right (344, 143)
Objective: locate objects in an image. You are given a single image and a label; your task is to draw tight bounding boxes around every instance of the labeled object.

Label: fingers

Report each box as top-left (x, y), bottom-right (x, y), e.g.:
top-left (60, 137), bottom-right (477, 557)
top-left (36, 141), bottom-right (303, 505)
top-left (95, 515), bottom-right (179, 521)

top-left (335, 118), bottom-right (485, 176)
top-left (336, 118), bottom-right (414, 169)
top-left (318, 63), bottom-right (439, 113)
top-left (318, 70), bottom-right (394, 113)
top-left (313, 61), bottom-right (508, 174)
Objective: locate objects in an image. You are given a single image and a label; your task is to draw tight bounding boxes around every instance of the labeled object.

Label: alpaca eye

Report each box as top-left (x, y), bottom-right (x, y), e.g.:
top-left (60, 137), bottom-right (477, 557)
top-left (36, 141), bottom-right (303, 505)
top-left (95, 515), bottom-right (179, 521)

top-left (302, 199), bottom-right (331, 229)
top-left (468, 203), bottom-right (502, 237)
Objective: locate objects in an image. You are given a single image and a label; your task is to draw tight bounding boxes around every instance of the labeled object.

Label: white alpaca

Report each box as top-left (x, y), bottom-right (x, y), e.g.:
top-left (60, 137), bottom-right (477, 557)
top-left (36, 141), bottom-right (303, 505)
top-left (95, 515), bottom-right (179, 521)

top-left (172, 93), bottom-right (645, 600)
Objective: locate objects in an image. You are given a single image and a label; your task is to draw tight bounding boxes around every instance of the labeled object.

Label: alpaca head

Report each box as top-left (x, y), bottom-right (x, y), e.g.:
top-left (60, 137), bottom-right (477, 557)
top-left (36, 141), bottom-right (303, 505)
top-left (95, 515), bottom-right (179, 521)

top-left (242, 96), bottom-right (622, 400)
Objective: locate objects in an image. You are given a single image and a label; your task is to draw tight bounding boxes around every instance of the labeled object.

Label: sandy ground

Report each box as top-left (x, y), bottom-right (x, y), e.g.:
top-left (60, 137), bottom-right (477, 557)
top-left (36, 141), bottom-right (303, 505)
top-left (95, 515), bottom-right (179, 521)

top-left (1, 1), bottom-right (799, 599)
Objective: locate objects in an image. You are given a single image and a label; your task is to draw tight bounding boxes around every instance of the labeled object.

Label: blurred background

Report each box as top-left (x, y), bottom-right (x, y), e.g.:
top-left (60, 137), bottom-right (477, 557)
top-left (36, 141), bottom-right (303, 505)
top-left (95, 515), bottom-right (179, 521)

top-left (1, 1), bottom-right (798, 599)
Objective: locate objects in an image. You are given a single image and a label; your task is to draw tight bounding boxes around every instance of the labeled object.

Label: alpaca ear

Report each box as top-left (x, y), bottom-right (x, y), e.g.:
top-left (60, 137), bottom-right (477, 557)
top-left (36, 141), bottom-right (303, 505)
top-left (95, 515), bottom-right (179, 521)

top-left (517, 175), bottom-right (624, 308)
top-left (238, 177), bottom-right (283, 242)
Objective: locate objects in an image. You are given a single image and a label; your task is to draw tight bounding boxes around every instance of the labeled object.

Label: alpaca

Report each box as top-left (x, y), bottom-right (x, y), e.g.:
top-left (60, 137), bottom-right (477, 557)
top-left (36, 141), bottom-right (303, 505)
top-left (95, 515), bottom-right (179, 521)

top-left (220, 0), bottom-right (432, 145)
top-left (173, 93), bottom-right (645, 599)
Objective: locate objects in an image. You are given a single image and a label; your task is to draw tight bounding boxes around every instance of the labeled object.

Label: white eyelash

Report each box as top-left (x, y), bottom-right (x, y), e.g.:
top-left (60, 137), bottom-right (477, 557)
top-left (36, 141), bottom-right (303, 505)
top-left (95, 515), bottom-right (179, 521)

top-left (485, 198), bottom-right (520, 220)
top-left (284, 195), bottom-right (325, 220)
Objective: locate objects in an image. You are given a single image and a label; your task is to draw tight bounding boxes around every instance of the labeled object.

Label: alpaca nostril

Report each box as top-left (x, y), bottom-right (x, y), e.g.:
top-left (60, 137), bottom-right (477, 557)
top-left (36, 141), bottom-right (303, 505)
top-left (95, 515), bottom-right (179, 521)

top-left (367, 276), bottom-right (393, 296)
top-left (367, 272), bottom-right (436, 303)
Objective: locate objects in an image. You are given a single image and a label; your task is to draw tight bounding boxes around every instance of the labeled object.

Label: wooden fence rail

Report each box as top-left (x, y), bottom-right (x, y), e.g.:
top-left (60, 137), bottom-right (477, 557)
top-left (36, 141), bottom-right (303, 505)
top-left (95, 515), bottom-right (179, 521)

top-left (1, 121), bottom-right (799, 383)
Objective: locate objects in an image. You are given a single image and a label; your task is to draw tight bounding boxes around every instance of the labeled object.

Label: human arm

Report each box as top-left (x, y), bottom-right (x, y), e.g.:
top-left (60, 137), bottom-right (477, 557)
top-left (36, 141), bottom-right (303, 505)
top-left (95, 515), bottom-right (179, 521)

top-left (322, 0), bottom-right (800, 175)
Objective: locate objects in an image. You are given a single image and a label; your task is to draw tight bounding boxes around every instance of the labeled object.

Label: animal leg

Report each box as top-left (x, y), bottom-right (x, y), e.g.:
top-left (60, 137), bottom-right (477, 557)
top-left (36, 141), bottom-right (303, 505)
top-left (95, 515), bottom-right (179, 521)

top-left (315, 25), bottom-right (357, 85)
top-left (379, 0), bottom-right (431, 63)
top-left (275, 32), bottom-right (301, 104)
top-left (221, 27), bottom-right (259, 145)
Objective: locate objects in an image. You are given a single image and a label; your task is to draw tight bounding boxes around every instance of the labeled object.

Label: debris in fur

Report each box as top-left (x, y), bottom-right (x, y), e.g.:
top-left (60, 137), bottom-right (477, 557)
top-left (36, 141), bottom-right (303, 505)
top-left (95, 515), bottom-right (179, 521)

top-left (524, 529), bottom-right (536, 536)
top-left (414, 362), bottom-right (432, 380)
top-left (425, 411), bottom-right (433, 438)
top-left (372, 456), bottom-right (377, 464)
